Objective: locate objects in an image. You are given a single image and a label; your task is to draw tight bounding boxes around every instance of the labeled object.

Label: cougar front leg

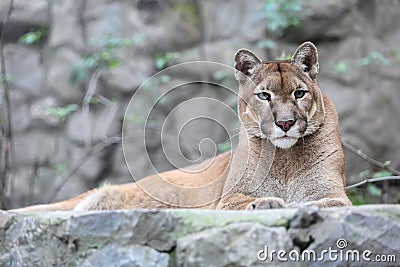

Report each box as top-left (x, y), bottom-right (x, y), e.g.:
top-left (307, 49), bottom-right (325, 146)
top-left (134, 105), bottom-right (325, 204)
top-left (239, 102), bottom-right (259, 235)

top-left (246, 197), bottom-right (286, 210)
top-left (216, 193), bottom-right (286, 210)
top-left (288, 197), bottom-right (352, 208)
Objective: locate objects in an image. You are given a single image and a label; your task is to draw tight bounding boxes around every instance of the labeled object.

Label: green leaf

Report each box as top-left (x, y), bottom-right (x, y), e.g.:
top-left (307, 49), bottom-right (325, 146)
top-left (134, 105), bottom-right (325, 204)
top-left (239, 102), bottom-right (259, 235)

top-left (372, 171), bottom-right (392, 178)
top-left (84, 56), bottom-right (99, 69)
top-left (217, 142), bottom-right (231, 152)
top-left (155, 56), bottom-right (168, 70)
top-left (155, 52), bottom-right (181, 69)
top-left (1, 117), bottom-right (7, 127)
top-left (98, 181), bottom-right (110, 188)
top-left (256, 39), bottom-right (277, 49)
top-left (383, 161), bottom-right (391, 167)
top-left (159, 75), bottom-right (171, 83)
top-left (100, 51), bottom-right (111, 61)
top-left (132, 35), bottom-right (146, 44)
top-left (107, 58), bottom-right (120, 69)
top-left (70, 67), bottom-right (88, 85)
top-left (276, 51), bottom-right (291, 60)
top-left (71, 34), bottom-right (145, 84)
top-left (333, 60), bottom-right (349, 73)
top-left (260, 0), bottom-right (305, 35)
top-left (213, 70), bottom-right (229, 81)
top-left (54, 162), bottom-right (67, 175)
top-left (367, 184), bottom-right (382, 197)
top-left (127, 110), bottom-right (146, 126)
top-left (89, 97), bottom-right (100, 105)
top-left (0, 73), bottom-right (12, 83)
top-left (18, 29), bottom-right (45, 45)
top-left (389, 50), bottom-right (398, 58)
top-left (360, 51), bottom-right (390, 66)
top-left (46, 104), bottom-right (79, 119)
top-left (347, 190), bottom-right (368, 206)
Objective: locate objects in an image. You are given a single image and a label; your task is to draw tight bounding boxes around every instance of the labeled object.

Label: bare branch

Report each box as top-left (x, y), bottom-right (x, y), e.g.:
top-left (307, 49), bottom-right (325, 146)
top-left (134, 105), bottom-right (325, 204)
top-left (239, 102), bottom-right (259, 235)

top-left (0, 0), bottom-right (15, 209)
top-left (342, 141), bottom-right (400, 175)
top-left (97, 95), bottom-right (118, 139)
top-left (82, 68), bottom-right (103, 149)
top-left (346, 176), bottom-right (400, 190)
top-left (47, 136), bottom-right (122, 202)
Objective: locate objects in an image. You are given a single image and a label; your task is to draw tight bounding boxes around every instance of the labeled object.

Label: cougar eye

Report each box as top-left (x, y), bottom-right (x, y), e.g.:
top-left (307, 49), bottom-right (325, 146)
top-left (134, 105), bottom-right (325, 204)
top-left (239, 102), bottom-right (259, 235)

top-left (294, 90), bottom-right (307, 99)
top-left (256, 92), bottom-right (271, 101)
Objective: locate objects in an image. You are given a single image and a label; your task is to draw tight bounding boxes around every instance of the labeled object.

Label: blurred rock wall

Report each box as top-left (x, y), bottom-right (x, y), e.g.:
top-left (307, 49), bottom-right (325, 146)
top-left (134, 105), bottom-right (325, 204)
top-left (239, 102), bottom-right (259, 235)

top-left (0, 0), bottom-right (399, 208)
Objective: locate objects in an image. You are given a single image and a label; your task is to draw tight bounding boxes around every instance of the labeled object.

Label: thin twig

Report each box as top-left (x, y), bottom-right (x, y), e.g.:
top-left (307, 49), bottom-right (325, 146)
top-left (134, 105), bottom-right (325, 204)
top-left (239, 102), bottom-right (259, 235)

top-left (82, 68), bottom-right (103, 149)
top-left (47, 136), bottom-right (122, 202)
top-left (0, 0), bottom-right (15, 209)
top-left (97, 95), bottom-right (118, 139)
top-left (346, 176), bottom-right (400, 189)
top-left (342, 141), bottom-right (400, 175)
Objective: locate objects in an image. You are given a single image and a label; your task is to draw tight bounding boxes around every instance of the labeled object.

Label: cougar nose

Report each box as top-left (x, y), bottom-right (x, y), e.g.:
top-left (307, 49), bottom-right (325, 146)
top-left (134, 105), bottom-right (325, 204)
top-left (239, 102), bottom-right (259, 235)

top-left (275, 120), bottom-right (296, 132)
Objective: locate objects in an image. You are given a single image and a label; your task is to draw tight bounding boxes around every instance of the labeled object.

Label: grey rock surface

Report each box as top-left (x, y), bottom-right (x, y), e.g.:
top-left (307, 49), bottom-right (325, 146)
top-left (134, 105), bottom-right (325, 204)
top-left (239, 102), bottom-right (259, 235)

top-left (46, 48), bottom-right (84, 102)
top-left (49, 0), bottom-right (85, 49)
top-left (4, 45), bottom-right (45, 97)
top-left (1, 205), bottom-right (399, 266)
top-left (76, 244), bottom-right (170, 267)
top-left (176, 223), bottom-right (292, 267)
top-left (102, 49), bottom-right (154, 92)
top-left (0, 0), bottom-right (48, 26)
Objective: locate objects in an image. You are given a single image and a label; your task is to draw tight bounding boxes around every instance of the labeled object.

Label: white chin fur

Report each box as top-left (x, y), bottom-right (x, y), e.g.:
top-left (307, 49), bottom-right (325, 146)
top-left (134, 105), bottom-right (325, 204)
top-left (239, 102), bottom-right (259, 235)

top-left (270, 137), bottom-right (298, 149)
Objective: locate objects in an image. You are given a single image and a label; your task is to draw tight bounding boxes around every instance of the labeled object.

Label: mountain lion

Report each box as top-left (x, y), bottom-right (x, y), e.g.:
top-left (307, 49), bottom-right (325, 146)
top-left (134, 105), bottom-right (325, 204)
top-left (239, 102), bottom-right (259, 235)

top-left (13, 42), bottom-right (351, 212)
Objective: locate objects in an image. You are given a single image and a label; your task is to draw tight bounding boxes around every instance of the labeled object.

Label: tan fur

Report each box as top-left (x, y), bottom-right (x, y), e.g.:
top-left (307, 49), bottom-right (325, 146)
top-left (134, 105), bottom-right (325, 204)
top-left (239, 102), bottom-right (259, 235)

top-left (12, 42), bottom-right (351, 212)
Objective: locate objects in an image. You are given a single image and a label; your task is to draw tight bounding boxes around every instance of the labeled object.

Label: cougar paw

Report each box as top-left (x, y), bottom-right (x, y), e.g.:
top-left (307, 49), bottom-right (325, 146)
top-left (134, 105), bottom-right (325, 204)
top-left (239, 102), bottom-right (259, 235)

top-left (246, 197), bottom-right (286, 210)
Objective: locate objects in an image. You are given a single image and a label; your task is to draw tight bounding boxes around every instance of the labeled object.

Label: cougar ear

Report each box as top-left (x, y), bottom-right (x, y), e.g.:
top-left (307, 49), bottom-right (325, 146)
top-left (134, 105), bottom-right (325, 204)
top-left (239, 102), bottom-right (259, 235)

top-left (291, 42), bottom-right (319, 79)
top-left (234, 49), bottom-right (261, 80)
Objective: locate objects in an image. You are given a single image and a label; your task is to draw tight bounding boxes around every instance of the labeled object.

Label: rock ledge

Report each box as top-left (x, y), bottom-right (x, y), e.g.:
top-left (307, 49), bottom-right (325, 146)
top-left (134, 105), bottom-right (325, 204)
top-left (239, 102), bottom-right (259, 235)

top-left (1, 205), bottom-right (399, 266)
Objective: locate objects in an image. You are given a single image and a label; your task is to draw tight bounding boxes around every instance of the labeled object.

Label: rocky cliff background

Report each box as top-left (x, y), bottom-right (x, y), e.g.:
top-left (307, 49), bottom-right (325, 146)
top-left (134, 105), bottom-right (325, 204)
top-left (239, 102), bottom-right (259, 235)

top-left (0, 0), bottom-right (399, 209)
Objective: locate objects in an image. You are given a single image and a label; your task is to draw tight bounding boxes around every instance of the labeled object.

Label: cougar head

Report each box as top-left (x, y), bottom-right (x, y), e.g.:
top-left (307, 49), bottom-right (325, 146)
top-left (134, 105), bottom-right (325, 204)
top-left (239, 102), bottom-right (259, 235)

top-left (234, 42), bottom-right (325, 149)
